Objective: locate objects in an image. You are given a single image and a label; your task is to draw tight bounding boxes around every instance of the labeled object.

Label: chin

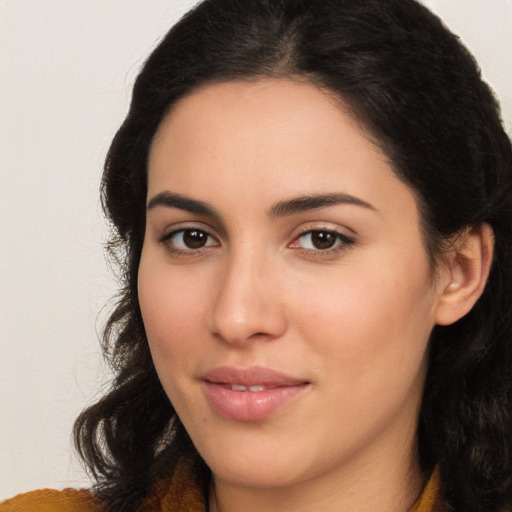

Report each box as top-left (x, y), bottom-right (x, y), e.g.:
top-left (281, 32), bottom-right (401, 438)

top-left (209, 459), bottom-right (304, 489)
top-left (193, 435), bottom-right (305, 488)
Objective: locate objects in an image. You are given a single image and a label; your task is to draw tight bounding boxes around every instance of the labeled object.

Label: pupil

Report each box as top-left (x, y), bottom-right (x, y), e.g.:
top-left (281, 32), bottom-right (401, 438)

top-left (312, 231), bottom-right (336, 250)
top-left (184, 230), bottom-right (206, 248)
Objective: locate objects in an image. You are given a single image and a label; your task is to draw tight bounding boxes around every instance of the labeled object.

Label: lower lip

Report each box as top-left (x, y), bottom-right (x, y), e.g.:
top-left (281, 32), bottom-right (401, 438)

top-left (203, 382), bottom-right (309, 421)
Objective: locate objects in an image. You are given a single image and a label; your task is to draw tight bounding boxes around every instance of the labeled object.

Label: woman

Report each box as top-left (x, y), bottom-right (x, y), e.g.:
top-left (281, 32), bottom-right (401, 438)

top-left (3, 0), bottom-right (511, 511)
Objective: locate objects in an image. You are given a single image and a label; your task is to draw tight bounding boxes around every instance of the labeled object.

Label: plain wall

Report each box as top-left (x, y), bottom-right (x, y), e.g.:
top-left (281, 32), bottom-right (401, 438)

top-left (1, 0), bottom-right (511, 498)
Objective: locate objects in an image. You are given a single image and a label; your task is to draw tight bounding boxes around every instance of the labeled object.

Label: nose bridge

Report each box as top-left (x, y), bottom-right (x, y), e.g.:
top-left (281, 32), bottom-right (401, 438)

top-left (209, 242), bottom-right (286, 344)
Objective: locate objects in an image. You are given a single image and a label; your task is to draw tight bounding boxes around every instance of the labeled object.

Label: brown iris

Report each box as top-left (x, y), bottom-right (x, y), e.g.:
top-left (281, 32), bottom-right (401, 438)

top-left (183, 229), bottom-right (208, 249)
top-left (310, 231), bottom-right (337, 250)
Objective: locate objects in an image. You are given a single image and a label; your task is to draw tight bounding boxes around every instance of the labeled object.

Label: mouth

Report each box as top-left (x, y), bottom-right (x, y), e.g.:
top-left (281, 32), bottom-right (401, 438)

top-left (201, 366), bottom-right (310, 421)
top-left (220, 384), bottom-right (269, 392)
top-left (202, 365), bottom-right (308, 387)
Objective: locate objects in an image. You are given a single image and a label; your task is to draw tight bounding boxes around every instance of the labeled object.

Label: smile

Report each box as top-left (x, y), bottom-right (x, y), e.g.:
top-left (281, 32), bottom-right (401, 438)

top-left (201, 366), bottom-right (310, 421)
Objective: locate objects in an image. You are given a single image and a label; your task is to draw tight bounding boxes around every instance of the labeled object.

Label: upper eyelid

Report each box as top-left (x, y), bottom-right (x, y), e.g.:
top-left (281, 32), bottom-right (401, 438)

top-left (289, 221), bottom-right (356, 240)
top-left (158, 222), bottom-right (219, 240)
top-left (292, 228), bottom-right (355, 247)
top-left (161, 227), bottom-right (217, 241)
top-left (155, 220), bottom-right (356, 245)
top-left (296, 227), bottom-right (352, 237)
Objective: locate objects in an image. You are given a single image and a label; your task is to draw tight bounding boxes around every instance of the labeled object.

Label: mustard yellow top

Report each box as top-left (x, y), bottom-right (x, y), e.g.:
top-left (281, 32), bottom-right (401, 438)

top-left (1, 464), bottom-right (444, 512)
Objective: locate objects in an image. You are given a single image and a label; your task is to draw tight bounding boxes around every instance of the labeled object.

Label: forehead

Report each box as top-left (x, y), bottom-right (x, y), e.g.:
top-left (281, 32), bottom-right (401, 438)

top-left (147, 79), bottom-right (418, 224)
top-left (149, 78), bottom-right (376, 164)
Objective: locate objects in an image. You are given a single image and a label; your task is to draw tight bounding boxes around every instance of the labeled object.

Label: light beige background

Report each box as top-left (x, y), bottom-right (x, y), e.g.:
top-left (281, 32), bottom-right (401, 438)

top-left (1, 0), bottom-right (511, 498)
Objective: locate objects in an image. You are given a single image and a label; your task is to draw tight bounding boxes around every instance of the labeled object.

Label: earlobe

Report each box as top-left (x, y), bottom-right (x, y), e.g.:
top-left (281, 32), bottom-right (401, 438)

top-left (434, 223), bottom-right (494, 326)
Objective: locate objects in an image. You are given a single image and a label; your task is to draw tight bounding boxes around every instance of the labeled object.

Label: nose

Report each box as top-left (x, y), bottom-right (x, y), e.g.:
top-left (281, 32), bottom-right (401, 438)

top-left (208, 250), bottom-right (288, 345)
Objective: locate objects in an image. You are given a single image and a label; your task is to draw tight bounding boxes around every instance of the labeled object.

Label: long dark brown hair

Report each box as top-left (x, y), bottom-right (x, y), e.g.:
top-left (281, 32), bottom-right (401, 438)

top-left (75, 1), bottom-right (512, 510)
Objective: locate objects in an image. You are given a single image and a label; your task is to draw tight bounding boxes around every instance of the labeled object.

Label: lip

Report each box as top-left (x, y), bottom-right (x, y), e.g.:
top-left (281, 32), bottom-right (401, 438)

top-left (201, 366), bottom-right (310, 421)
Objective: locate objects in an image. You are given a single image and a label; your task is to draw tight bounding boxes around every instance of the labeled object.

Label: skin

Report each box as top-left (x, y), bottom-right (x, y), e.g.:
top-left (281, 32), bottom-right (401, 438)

top-left (138, 79), bottom-right (487, 512)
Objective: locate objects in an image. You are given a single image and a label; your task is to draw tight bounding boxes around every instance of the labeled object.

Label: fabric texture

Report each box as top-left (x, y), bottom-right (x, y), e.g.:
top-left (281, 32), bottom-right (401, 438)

top-left (1, 463), bottom-right (443, 512)
top-left (409, 468), bottom-right (446, 512)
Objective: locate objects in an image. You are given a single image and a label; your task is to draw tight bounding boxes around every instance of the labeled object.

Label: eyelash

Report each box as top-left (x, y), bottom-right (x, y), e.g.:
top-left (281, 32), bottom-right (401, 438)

top-left (157, 227), bottom-right (356, 258)
top-left (158, 228), bottom-right (219, 257)
top-left (289, 229), bottom-right (356, 257)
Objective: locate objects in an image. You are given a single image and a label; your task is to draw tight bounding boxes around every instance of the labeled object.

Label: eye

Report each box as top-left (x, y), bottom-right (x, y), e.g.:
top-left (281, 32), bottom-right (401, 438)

top-left (290, 229), bottom-right (355, 252)
top-left (162, 228), bottom-right (218, 251)
top-left (299, 230), bottom-right (339, 250)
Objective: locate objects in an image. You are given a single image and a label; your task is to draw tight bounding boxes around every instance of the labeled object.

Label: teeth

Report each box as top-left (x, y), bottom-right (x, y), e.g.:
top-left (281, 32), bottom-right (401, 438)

top-left (230, 385), bottom-right (266, 392)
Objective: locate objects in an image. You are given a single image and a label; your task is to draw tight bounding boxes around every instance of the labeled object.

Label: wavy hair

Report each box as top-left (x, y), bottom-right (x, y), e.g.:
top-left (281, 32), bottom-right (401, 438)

top-left (74, 1), bottom-right (512, 510)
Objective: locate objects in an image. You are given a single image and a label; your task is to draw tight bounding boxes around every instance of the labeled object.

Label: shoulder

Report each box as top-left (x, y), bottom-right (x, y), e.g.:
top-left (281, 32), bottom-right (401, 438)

top-left (1, 487), bottom-right (100, 512)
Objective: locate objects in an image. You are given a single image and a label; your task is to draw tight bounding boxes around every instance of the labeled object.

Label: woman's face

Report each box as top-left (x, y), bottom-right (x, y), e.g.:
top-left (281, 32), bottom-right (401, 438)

top-left (139, 79), bottom-right (445, 491)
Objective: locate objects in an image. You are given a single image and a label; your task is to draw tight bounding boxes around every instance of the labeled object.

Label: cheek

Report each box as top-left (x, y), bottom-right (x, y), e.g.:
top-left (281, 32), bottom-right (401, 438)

top-left (137, 259), bottom-right (217, 422)
top-left (291, 264), bottom-right (433, 452)
top-left (137, 257), bottom-right (212, 368)
top-left (292, 253), bottom-right (435, 383)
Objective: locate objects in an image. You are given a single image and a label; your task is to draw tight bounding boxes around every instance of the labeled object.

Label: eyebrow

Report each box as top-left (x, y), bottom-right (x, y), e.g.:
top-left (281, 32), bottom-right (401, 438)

top-left (147, 192), bottom-right (219, 217)
top-left (147, 191), bottom-right (377, 218)
top-left (268, 193), bottom-right (377, 218)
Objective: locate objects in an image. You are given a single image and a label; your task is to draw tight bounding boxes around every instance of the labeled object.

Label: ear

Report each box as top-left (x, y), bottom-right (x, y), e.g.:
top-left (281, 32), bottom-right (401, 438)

top-left (434, 223), bottom-right (494, 326)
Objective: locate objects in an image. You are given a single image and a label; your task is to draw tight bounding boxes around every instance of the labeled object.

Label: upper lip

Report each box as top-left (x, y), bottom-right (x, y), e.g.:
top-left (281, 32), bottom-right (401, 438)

top-left (202, 366), bottom-right (308, 388)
